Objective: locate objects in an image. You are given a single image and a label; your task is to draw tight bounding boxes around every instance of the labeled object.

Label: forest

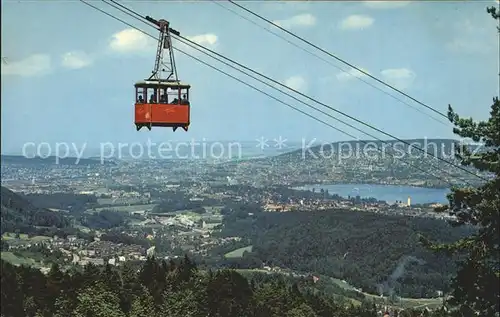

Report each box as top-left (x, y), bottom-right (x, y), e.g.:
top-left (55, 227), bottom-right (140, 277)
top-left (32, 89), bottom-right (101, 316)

top-left (0, 256), bottom-right (452, 317)
top-left (23, 192), bottom-right (98, 212)
top-left (0, 187), bottom-right (71, 235)
top-left (217, 210), bottom-right (475, 298)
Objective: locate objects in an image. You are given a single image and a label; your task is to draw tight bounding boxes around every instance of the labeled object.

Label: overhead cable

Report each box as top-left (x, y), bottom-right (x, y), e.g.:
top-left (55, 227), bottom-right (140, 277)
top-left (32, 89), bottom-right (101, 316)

top-left (79, 0), bottom-right (474, 187)
top-left (212, 1), bottom-right (450, 127)
top-left (227, 0), bottom-right (450, 120)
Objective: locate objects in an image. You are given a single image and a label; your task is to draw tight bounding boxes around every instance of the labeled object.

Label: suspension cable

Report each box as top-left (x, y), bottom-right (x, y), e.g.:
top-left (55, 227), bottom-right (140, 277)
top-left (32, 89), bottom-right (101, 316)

top-left (79, 0), bottom-right (474, 187)
top-left (227, 0), bottom-right (450, 120)
top-left (103, 0), bottom-right (487, 183)
top-left (211, 0), bottom-right (450, 127)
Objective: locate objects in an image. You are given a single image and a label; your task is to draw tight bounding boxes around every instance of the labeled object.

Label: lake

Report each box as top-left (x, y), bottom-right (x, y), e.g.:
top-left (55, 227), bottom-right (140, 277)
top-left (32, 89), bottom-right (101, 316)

top-left (296, 183), bottom-right (450, 204)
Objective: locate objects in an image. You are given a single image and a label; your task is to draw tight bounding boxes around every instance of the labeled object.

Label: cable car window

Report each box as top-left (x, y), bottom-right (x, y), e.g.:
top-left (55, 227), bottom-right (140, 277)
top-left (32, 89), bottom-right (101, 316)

top-left (167, 87), bottom-right (178, 104)
top-left (180, 87), bottom-right (190, 105)
top-left (148, 88), bottom-right (157, 103)
top-left (171, 88), bottom-right (179, 104)
top-left (136, 87), bottom-right (145, 103)
top-left (158, 88), bottom-right (168, 103)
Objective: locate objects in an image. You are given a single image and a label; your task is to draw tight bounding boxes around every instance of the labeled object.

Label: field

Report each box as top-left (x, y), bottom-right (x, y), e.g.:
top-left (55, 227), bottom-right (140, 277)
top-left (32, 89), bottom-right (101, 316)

top-left (367, 294), bottom-right (443, 310)
top-left (329, 276), bottom-right (358, 291)
top-left (97, 198), bottom-right (147, 205)
top-left (224, 246), bottom-right (253, 258)
top-left (324, 275), bottom-right (443, 309)
top-left (1, 233), bottom-right (27, 240)
top-left (89, 204), bottom-right (157, 213)
top-left (29, 236), bottom-right (53, 242)
top-left (2, 233), bottom-right (52, 242)
top-left (236, 268), bottom-right (442, 310)
top-left (204, 206), bottom-right (223, 214)
top-left (1, 252), bottom-right (38, 266)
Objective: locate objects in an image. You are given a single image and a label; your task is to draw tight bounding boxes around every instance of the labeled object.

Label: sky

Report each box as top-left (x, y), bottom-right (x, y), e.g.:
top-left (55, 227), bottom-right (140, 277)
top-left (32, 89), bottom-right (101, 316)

top-left (1, 0), bottom-right (499, 155)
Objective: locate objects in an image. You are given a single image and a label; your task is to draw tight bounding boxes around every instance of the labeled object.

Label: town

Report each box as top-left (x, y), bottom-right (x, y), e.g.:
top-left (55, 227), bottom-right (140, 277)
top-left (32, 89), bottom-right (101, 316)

top-left (1, 151), bottom-right (457, 274)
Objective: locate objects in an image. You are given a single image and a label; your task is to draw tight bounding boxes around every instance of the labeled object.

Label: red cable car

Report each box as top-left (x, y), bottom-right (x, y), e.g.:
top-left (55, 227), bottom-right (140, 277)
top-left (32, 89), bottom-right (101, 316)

top-left (134, 81), bottom-right (191, 132)
top-left (134, 17), bottom-right (191, 132)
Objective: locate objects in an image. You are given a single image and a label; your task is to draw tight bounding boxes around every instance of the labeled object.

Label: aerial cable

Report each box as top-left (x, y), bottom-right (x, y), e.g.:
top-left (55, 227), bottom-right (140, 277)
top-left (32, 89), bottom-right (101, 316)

top-left (103, 0), bottom-right (376, 138)
top-left (79, 1), bottom-right (356, 137)
top-left (211, 1), bottom-right (450, 127)
top-left (172, 34), bottom-right (472, 187)
top-left (227, 0), bottom-right (450, 121)
top-left (174, 37), bottom-right (487, 182)
top-left (80, 0), bottom-right (469, 187)
top-left (105, 0), bottom-right (151, 28)
top-left (101, 0), bottom-right (485, 183)
top-left (99, 0), bottom-right (472, 186)
top-left (94, 0), bottom-right (475, 186)
top-left (87, 1), bottom-right (368, 140)
top-left (104, 0), bottom-right (406, 141)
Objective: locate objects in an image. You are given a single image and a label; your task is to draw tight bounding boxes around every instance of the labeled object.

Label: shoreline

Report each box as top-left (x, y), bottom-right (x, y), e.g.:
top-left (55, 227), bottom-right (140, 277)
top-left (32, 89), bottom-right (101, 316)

top-left (290, 182), bottom-right (450, 205)
top-left (290, 180), bottom-right (450, 190)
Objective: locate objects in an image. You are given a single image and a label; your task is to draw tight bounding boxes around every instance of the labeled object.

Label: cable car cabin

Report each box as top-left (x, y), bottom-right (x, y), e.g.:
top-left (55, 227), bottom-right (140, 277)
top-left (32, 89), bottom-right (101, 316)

top-left (134, 81), bottom-right (191, 132)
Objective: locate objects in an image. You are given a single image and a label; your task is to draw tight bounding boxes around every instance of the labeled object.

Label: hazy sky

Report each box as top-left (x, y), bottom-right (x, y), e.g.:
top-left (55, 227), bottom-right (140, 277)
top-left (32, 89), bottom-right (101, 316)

top-left (1, 0), bottom-right (499, 154)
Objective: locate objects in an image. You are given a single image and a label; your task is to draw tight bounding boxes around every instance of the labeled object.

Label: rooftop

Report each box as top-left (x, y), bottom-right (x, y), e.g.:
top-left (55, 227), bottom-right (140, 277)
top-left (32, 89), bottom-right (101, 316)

top-left (134, 80), bottom-right (191, 89)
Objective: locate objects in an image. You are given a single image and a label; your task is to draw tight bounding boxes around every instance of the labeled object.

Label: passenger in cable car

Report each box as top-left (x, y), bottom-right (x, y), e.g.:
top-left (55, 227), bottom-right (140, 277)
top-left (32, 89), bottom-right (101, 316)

top-left (180, 94), bottom-right (189, 105)
top-left (149, 94), bottom-right (156, 103)
top-left (172, 97), bottom-right (179, 104)
top-left (159, 88), bottom-right (169, 103)
top-left (137, 94), bottom-right (144, 103)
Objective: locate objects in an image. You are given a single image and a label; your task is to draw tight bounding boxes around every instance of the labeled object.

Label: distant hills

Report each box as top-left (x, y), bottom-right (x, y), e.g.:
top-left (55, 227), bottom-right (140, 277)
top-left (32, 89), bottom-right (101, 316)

top-left (236, 138), bottom-right (489, 188)
top-left (1, 186), bottom-right (42, 215)
top-left (1, 155), bottom-right (115, 166)
top-left (221, 209), bottom-right (475, 298)
top-left (278, 138), bottom-right (481, 160)
top-left (0, 186), bottom-right (70, 233)
top-left (0, 138), bottom-right (485, 166)
top-left (267, 138), bottom-right (487, 171)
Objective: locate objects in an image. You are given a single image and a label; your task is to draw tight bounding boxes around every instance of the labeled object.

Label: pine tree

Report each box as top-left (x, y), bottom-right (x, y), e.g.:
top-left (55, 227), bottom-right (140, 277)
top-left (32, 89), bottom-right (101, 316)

top-left (163, 287), bottom-right (200, 317)
top-left (72, 282), bottom-right (123, 317)
top-left (128, 289), bottom-right (159, 317)
top-left (421, 6), bottom-right (499, 317)
top-left (45, 262), bottom-right (66, 314)
top-left (205, 270), bottom-right (254, 317)
top-left (285, 303), bottom-right (317, 317)
top-left (119, 261), bottom-right (142, 314)
top-left (81, 262), bottom-right (101, 288)
top-left (101, 263), bottom-right (121, 291)
top-left (139, 256), bottom-right (157, 291)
